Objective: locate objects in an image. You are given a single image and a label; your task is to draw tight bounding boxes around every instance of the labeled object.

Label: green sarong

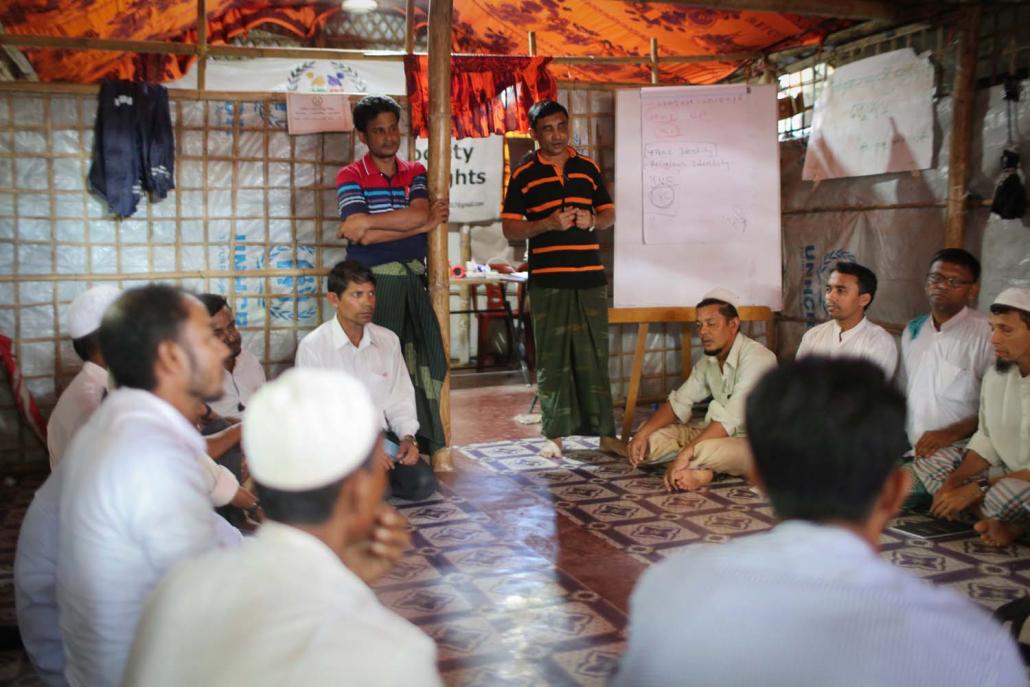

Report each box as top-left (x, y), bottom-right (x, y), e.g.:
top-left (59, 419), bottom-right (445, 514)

top-left (529, 284), bottom-right (616, 439)
top-left (371, 260), bottom-right (448, 454)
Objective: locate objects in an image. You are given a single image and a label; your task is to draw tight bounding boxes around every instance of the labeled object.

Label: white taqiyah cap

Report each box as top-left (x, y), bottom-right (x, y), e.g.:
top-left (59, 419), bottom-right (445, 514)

top-left (702, 287), bottom-right (741, 311)
top-left (243, 368), bottom-right (379, 491)
top-left (993, 287), bottom-right (1030, 313)
top-left (67, 285), bottom-right (122, 339)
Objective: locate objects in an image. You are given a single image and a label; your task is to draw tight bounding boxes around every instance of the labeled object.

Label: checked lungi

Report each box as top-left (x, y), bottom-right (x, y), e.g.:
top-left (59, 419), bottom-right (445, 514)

top-left (529, 284), bottom-right (615, 440)
top-left (908, 446), bottom-right (1030, 522)
top-left (370, 260), bottom-right (448, 454)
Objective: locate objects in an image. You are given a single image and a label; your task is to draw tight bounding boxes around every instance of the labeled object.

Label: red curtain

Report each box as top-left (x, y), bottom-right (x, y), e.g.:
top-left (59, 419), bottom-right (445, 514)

top-left (404, 55), bottom-right (557, 139)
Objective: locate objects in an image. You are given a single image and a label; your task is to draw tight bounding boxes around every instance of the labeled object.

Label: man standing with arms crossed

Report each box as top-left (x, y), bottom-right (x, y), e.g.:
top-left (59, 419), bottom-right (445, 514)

top-left (502, 100), bottom-right (616, 457)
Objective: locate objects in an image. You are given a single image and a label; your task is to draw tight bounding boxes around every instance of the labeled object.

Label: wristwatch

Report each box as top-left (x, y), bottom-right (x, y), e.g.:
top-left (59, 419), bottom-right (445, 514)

top-left (976, 476), bottom-right (990, 494)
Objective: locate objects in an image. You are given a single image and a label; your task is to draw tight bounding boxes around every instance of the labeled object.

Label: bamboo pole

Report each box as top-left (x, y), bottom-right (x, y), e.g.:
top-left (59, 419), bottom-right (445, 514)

top-left (427, 0), bottom-right (453, 470)
top-left (649, 38), bottom-right (659, 84)
top-left (944, 4), bottom-right (981, 249)
top-left (528, 31), bottom-right (537, 57)
top-left (404, 0), bottom-right (416, 55)
top-left (196, 0), bottom-right (208, 91)
top-left (0, 81), bottom-right (408, 101)
top-left (0, 33), bottom-right (757, 67)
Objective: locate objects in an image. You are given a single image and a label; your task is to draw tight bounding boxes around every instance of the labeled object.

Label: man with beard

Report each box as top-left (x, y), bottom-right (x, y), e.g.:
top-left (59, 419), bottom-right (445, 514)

top-left (625, 288), bottom-right (777, 492)
top-left (297, 260), bottom-right (437, 502)
top-left (795, 261), bottom-right (897, 379)
top-left (899, 249), bottom-right (993, 510)
top-left (54, 285), bottom-right (232, 687)
top-left (927, 287), bottom-right (1030, 547)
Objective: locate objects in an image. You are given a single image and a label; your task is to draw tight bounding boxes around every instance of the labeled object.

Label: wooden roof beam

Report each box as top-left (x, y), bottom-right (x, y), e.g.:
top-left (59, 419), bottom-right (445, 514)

top-left (619, 0), bottom-right (902, 22)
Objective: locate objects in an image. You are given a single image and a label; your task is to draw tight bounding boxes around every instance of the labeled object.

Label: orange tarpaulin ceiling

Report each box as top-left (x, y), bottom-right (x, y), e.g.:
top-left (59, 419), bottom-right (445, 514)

top-left (0, 1), bottom-right (341, 83)
top-left (443, 1), bottom-right (842, 84)
top-left (1, 0), bottom-right (843, 85)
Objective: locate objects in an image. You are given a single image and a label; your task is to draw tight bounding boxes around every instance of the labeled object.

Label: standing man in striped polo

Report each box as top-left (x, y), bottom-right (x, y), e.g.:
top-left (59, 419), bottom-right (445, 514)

top-left (502, 100), bottom-right (617, 456)
top-left (336, 95), bottom-right (449, 461)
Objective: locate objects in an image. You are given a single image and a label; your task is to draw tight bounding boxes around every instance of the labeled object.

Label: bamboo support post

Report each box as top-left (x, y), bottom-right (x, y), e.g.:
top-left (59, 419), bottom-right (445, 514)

top-left (528, 31), bottom-right (537, 57)
top-left (404, 0), bottom-right (416, 55)
top-left (196, 0), bottom-right (207, 91)
top-left (944, 4), bottom-right (981, 249)
top-left (649, 38), bottom-right (660, 84)
top-left (427, 0), bottom-right (454, 471)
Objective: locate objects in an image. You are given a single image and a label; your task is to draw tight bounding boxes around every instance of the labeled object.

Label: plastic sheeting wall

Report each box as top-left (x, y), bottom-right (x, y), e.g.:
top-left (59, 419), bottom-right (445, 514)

top-left (779, 84), bottom-right (1030, 359)
top-left (0, 92), bottom-right (382, 465)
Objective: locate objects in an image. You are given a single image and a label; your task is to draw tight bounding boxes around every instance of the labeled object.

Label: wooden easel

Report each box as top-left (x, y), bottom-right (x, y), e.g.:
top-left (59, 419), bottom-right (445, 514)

top-left (608, 306), bottom-right (777, 442)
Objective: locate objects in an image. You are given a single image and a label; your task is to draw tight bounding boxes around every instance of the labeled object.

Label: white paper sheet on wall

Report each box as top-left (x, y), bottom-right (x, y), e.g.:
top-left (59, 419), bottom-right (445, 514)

top-left (802, 49), bottom-right (935, 181)
top-left (615, 84), bottom-right (782, 309)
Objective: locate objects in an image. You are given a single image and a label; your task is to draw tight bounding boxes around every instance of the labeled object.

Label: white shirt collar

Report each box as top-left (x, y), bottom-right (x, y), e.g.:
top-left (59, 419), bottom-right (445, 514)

top-left (81, 360), bottom-right (109, 384)
top-left (330, 317), bottom-right (372, 352)
top-left (933, 306), bottom-right (971, 333)
top-left (255, 520), bottom-right (372, 594)
top-left (831, 316), bottom-right (871, 342)
top-left (106, 387), bottom-right (207, 456)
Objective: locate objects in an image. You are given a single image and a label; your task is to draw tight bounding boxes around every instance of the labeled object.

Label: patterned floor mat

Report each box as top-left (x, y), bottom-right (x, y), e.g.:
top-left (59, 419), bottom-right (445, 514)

top-left (455, 436), bottom-right (1030, 613)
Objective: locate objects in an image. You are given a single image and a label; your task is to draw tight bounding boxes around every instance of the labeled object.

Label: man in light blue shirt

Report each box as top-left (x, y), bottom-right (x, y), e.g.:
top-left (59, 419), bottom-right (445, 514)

top-left (613, 358), bottom-right (1025, 687)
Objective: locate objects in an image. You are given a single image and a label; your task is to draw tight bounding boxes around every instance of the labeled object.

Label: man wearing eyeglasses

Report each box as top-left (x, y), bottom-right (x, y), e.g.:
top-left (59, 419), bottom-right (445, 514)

top-left (899, 249), bottom-right (993, 511)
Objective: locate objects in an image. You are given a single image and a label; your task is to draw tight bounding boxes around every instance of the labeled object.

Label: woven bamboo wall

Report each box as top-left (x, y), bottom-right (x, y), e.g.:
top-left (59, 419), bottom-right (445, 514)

top-left (0, 91), bottom-right (413, 466)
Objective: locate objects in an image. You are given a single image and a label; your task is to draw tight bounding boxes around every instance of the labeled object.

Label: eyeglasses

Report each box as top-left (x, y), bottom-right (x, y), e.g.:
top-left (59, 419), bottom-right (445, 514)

top-left (926, 273), bottom-right (974, 288)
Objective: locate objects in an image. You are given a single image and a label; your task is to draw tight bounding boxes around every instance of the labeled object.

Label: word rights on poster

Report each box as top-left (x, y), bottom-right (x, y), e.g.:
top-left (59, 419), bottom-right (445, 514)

top-left (640, 86), bottom-right (777, 246)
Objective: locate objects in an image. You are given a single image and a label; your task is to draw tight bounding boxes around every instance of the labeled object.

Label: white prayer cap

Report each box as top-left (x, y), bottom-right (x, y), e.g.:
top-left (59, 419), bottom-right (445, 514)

top-left (701, 287), bottom-right (741, 311)
top-left (67, 285), bottom-right (122, 339)
top-left (243, 367), bottom-right (379, 491)
top-left (993, 287), bottom-right (1030, 313)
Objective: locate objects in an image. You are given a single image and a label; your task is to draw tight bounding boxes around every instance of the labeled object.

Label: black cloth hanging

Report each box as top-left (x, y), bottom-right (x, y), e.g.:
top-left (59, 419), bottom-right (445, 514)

top-left (990, 76), bottom-right (1026, 221)
top-left (88, 81), bottom-right (175, 218)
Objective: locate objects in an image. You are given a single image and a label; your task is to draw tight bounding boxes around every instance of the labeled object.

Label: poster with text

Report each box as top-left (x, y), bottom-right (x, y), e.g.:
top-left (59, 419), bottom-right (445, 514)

top-left (414, 135), bottom-right (503, 223)
top-left (803, 49), bottom-right (934, 181)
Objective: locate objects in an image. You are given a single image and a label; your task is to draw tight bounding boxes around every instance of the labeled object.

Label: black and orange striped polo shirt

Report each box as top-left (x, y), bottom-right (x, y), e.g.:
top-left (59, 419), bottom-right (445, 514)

top-left (502, 147), bottom-right (614, 289)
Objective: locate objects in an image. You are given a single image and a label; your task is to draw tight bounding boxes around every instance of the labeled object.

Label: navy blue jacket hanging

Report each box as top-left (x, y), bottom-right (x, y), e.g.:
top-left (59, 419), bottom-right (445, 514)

top-left (88, 81), bottom-right (175, 218)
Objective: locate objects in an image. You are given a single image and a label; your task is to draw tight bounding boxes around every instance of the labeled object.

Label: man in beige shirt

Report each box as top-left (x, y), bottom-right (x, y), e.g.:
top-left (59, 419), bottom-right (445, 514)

top-left (627, 288), bottom-right (778, 492)
top-left (926, 287), bottom-right (1030, 547)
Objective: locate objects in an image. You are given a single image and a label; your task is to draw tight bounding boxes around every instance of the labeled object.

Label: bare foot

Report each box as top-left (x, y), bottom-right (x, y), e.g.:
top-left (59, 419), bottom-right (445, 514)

top-left (674, 468), bottom-right (714, 492)
top-left (975, 518), bottom-right (1026, 547)
top-left (540, 438), bottom-right (563, 458)
top-left (599, 436), bottom-right (628, 458)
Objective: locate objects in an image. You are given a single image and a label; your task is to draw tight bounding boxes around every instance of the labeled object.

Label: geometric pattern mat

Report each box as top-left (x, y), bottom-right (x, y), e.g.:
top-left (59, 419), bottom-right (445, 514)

top-left (457, 437), bottom-right (1030, 614)
top-left (455, 437), bottom-right (1030, 610)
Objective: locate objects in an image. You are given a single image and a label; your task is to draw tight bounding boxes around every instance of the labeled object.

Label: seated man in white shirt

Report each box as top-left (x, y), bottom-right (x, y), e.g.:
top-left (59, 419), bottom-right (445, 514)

top-left (900, 249), bottom-right (993, 510)
top-left (124, 368), bottom-right (442, 687)
top-left (196, 293), bottom-right (263, 504)
top-left (928, 288), bottom-right (1030, 548)
top-left (55, 285), bottom-right (234, 687)
top-left (796, 261), bottom-right (897, 379)
top-left (626, 288), bottom-right (777, 492)
top-left (612, 357), bottom-right (1025, 687)
top-left (46, 284), bottom-right (121, 468)
top-left (296, 260), bottom-right (438, 502)
top-left (197, 293), bottom-right (266, 420)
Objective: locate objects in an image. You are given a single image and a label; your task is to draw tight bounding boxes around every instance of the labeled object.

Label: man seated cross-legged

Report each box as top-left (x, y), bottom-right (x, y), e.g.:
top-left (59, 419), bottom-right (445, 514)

top-left (625, 288), bottom-right (777, 492)
top-left (923, 287), bottom-right (1030, 547)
